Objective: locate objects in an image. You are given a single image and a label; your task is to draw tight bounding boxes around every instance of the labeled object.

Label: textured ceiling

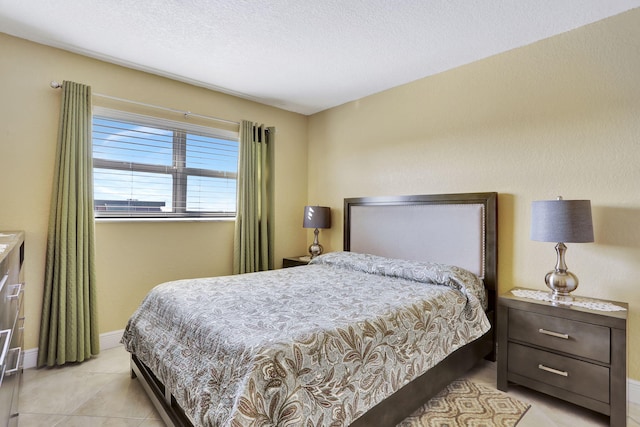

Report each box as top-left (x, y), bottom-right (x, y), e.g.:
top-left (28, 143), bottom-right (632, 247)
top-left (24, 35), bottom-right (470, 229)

top-left (1, 1), bottom-right (639, 115)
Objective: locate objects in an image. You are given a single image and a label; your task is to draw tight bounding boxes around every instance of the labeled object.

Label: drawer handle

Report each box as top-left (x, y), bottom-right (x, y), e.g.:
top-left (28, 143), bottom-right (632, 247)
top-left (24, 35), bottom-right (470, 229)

top-left (0, 329), bottom-right (10, 366)
top-left (538, 328), bottom-right (569, 340)
top-left (5, 347), bottom-right (21, 375)
top-left (7, 283), bottom-right (24, 300)
top-left (538, 364), bottom-right (569, 377)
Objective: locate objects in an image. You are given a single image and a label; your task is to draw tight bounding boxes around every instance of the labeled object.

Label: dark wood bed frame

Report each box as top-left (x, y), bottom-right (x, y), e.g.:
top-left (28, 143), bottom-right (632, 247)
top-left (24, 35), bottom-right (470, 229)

top-left (130, 192), bottom-right (498, 427)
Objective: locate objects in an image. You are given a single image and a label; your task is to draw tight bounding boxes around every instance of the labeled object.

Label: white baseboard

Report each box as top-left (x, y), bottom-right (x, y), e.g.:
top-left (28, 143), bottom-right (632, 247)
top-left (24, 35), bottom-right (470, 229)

top-left (100, 329), bottom-right (126, 349)
top-left (23, 329), bottom-right (125, 370)
top-left (23, 349), bottom-right (38, 370)
top-left (630, 378), bottom-right (640, 406)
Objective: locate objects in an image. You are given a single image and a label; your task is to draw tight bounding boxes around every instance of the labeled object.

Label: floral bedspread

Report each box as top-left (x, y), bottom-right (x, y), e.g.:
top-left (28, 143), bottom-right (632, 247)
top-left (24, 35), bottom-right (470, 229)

top-left (121, 252), bottom-right (490, 427)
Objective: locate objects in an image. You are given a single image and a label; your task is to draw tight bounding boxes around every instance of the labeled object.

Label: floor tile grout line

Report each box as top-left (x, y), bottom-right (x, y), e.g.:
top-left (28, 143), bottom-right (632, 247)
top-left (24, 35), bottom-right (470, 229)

top-left (69, 370), bottom-right (154, 419)
top-left (22, 369), bottom-right (127, 418)
top-left (49, 414), bottom-right (152, 427)
top-left (56, 414), bottom-right (151, 420)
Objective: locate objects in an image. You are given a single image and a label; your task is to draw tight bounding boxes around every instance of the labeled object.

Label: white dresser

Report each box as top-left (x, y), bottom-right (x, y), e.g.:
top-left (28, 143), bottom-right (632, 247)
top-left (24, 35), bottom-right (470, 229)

top-left (0, 232), bottom-right (24, 427)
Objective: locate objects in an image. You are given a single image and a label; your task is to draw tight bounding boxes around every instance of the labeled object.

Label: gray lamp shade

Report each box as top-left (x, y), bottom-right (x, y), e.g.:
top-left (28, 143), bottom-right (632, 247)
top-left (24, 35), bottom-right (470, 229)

top-left (530, 199), bottom-right (594, 243)
top-left (303, 206), bottom-right (331, 229)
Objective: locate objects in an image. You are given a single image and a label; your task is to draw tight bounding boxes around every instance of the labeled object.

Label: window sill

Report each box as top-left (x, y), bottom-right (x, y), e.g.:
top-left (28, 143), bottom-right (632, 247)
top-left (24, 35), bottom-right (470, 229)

top-left (95, 216), bottom-right (235, 223)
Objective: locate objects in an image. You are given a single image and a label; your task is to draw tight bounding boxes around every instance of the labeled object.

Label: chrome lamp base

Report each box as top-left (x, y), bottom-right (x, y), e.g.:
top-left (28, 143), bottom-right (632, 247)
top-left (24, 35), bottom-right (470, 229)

top-left (308, 228), bottom-right (324, 258)
top-left (545, 242), bottom-right (579, 301)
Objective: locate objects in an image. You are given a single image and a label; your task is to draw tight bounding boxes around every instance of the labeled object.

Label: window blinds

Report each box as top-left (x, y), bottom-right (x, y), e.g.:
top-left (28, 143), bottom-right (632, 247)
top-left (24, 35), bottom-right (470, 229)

top-left (92, 108), bottom-right (239, 218)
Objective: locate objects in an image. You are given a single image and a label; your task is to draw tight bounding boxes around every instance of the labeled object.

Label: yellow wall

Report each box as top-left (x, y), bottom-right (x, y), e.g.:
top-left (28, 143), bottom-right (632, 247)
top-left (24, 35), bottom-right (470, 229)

top-left (308, 9), bottom-right (640, 380)
top-left (0, 33), bottom-right (308, 349)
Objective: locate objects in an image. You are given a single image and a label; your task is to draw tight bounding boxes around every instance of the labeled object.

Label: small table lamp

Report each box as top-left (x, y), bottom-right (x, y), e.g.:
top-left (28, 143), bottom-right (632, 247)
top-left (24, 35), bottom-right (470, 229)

top-left (303, 206), bottom-right (331, 258)
top-left (530, 196), bottom-right (594, 300)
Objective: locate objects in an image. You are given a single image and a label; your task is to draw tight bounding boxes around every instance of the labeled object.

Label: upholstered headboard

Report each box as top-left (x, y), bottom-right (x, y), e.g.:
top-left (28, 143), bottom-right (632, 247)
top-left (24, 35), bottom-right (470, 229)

top-left (343, 192), bottom-right (498, 304)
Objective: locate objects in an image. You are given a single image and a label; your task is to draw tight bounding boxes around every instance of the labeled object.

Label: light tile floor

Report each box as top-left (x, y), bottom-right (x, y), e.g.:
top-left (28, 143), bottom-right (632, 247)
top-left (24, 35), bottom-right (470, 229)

top-left (18, 346), bottom-right (640, 426)
top-left (19, 346), bottom-right (163, 426)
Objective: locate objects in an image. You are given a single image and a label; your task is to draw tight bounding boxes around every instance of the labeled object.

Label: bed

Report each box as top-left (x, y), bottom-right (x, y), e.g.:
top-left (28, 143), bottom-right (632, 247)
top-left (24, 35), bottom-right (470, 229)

top-left (123, 191), bottom-right (498, 427)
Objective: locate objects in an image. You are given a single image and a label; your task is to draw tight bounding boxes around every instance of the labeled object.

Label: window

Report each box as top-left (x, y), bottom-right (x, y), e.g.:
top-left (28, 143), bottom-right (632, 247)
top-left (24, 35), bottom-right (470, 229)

top-left (92, 108), bottom-right (238, 218)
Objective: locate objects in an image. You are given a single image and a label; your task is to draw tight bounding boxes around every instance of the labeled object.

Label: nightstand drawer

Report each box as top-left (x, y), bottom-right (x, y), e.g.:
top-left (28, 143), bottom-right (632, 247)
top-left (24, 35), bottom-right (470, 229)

top-left (509, 308), bottom-right (610, 363)
top-left (508, 342), bottom-right (610, 403)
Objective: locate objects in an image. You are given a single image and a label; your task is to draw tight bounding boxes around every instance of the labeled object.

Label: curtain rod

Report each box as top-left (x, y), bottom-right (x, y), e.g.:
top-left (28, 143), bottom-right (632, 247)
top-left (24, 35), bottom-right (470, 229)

top-left (49, 81), bottom-right (239, 126)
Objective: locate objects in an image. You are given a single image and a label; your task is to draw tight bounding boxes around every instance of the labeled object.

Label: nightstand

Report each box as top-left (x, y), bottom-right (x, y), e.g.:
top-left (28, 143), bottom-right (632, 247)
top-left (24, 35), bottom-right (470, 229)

top-left (282, 256), bottom-right (311, 268)
top-left (497, 288), bottom-right (627, 427)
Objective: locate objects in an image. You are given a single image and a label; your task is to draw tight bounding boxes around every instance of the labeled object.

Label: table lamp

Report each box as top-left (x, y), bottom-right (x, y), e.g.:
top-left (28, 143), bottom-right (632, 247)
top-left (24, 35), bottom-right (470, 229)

top-left (303, 206), bottom-right (331, 258)
top-left (530, 196), bottom-right (594, 300)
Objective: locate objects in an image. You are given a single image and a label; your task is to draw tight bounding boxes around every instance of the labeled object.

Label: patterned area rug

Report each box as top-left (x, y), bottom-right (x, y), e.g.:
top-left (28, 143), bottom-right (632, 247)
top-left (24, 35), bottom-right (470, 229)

top-left (397, 379), bottom-right (531, 427)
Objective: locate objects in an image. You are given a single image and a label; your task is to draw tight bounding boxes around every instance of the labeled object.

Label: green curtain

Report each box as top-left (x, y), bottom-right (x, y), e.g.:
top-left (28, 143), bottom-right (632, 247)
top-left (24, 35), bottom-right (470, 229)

top-left (38, 81), bottom-right (100, 367)
top-left (233, 121), bottom-right (274, 274)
